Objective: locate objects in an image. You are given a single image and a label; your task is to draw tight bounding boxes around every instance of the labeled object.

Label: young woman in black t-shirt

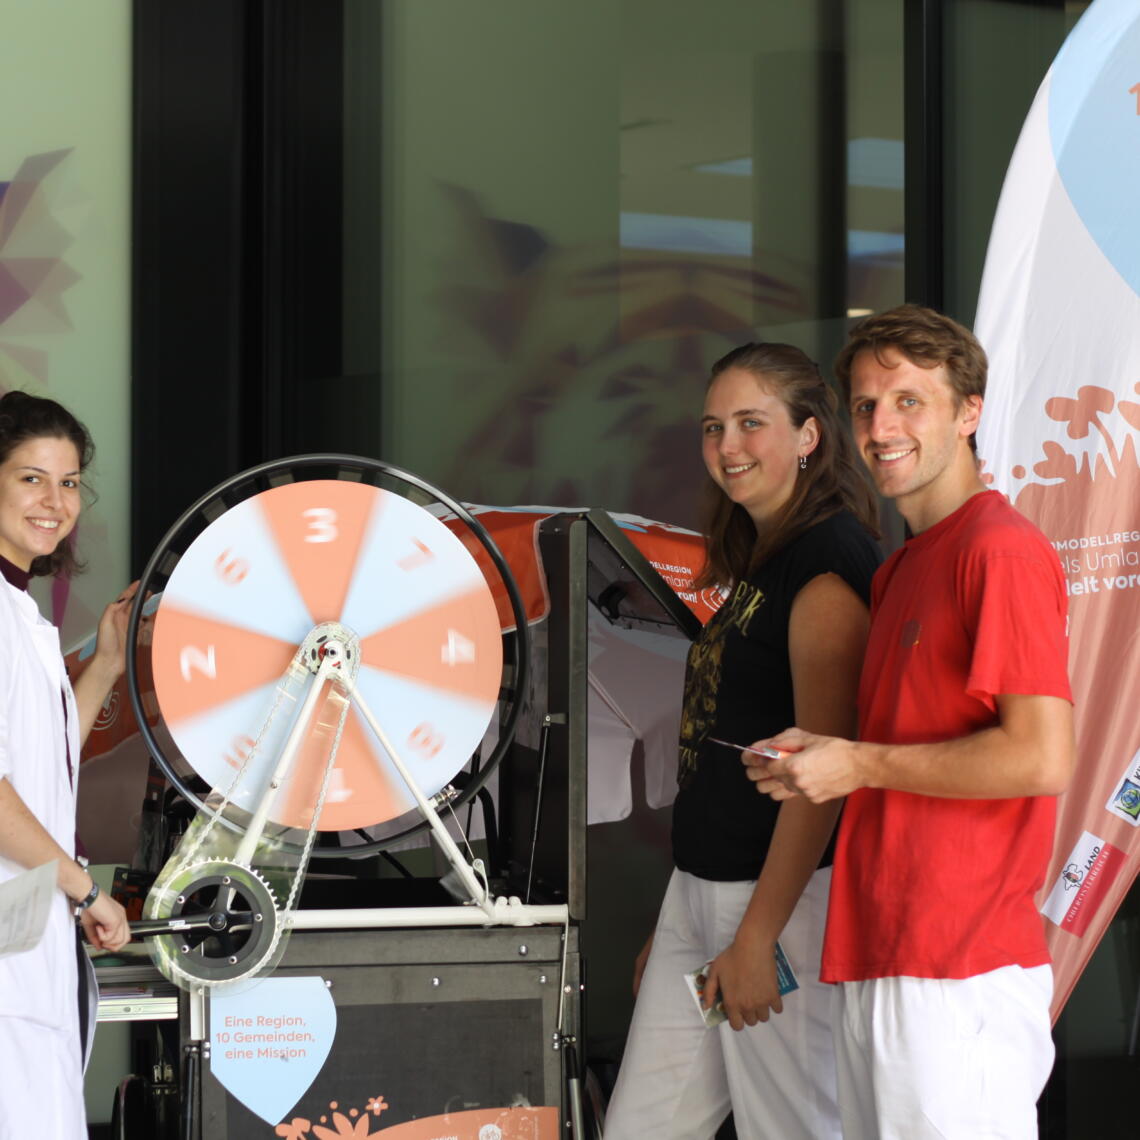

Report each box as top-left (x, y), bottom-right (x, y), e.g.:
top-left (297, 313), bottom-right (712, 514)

top-left (604, 344), bottom-right (882, 1140)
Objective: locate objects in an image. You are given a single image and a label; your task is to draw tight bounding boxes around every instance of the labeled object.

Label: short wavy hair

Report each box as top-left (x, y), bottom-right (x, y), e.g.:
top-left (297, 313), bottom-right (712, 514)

top-left (834, 304), bottom-right (987, 454)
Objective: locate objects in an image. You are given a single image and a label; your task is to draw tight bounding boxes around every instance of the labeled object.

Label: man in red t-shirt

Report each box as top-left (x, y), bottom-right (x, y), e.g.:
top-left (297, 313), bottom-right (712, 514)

top-left (743, 305), bottom-right (1074, 1140)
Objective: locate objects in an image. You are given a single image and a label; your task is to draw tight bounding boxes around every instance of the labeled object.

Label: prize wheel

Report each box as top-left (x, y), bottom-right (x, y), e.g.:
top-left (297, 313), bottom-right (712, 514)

top-left (126, 455), bottom-right (529, 855)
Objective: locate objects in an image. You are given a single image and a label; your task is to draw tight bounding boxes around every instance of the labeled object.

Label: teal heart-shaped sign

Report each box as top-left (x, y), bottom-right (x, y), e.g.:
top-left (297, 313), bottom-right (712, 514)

top-left (210, 975), bottom-right (337, 1125)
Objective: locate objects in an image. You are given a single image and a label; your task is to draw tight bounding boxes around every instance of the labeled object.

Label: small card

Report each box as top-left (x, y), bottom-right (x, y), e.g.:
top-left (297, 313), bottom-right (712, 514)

top-left (685, 942), bottom-right (799, 1028)
top-left (773, 941), bottom-right (798, 995)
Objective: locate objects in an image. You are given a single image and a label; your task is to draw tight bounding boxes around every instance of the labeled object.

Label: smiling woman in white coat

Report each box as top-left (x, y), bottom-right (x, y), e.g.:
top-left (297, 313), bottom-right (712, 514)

top-left (0, 390), bottom-right (135, 1139)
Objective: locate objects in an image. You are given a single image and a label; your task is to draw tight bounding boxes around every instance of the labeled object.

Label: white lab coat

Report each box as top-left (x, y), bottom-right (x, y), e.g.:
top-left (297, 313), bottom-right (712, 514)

top-left (0, 575), bottom-right (86, 1139)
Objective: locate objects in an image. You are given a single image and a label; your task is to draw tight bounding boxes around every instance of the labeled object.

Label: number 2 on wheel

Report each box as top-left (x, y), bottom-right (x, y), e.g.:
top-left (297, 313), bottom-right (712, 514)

top-left (179, 645), bottom-right (217, 682)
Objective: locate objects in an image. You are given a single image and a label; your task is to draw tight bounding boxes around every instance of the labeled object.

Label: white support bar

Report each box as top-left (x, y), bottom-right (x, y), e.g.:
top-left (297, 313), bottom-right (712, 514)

top-left (286, 901), bottom-right (570, 931)
top-left (188, 986), bottom-right (207, 1043)
top-left (233, 653), bottom-right (340, 867)
top-left (335, 671), bottom-right (495, 916)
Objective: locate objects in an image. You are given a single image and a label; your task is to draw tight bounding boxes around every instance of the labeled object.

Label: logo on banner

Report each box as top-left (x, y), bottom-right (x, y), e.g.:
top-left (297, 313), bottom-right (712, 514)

top-left (699, 585), bottom-right (730, 615)
top-left (1106, 748), bottom-right (1140, 825)
top-left (1061, 863), bottom-right (1085, 889)
top-left (1111, 780), bottom-right (1140, 820)
top-left (1041, 830), bottom-right (1128, 936)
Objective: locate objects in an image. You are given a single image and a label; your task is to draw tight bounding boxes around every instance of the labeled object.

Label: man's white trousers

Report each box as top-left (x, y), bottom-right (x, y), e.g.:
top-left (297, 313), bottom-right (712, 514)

top-left (833, 964), bottom-right (1055, 1139)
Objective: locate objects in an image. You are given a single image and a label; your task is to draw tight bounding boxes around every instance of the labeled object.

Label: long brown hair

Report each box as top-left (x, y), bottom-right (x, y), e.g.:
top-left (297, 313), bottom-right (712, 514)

top-left (694, 342), bottom-right (879, 589)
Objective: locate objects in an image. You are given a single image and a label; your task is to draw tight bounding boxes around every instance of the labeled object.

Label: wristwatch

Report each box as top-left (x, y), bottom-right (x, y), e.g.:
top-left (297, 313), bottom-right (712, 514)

top-left (73, 856), bottom-right (100, 913)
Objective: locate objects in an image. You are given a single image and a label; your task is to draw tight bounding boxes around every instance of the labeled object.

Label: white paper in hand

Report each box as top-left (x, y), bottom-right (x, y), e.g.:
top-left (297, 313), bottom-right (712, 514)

top-left (0, 860), bottom-right (57, 958)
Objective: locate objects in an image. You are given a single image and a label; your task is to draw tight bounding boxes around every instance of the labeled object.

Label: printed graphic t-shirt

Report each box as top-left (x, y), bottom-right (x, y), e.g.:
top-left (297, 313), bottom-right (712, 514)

top-left (671, 511), bottom-right (881, 882)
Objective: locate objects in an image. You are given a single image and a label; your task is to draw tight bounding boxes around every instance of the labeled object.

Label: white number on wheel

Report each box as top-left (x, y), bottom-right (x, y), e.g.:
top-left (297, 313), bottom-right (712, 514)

top-left (441, 629), bottom-right (476, 666)
top-left (327, 768), bottom-right (353, 803)
top-left (223, 734), bottom-right (256, 770)
top-left (214, 548), bottom-right (250, 585)
top-left (397, 538), bottom-right (434, 570)
top-left (303, 507), bottom-right (339, 543)
top-left (179, 645), bottom-right (217, 682)
top-left (408, 723), bottom-right (445, 759)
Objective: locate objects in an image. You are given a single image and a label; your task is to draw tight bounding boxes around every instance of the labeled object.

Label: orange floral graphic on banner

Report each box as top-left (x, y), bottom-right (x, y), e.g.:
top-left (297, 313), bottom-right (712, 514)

top-left (1014, 383), bottom-right (1140, 533)
top-left (270, 1100), bottom-right (557, 1140)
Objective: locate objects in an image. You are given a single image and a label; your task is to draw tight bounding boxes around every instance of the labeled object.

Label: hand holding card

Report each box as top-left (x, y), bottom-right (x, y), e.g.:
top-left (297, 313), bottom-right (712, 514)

top-left (684, 943), bottom-right (799, 1029)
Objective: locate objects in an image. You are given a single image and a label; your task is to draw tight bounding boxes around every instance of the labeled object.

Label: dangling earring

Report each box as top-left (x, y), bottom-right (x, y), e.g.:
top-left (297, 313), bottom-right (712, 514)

top-left (799, 454), bottom-right (807, 471)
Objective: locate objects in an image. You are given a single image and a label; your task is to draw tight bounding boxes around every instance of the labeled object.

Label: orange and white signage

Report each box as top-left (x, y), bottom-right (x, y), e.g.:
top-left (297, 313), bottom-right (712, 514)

top-left (975, 0), bottom-right (1140, 1015)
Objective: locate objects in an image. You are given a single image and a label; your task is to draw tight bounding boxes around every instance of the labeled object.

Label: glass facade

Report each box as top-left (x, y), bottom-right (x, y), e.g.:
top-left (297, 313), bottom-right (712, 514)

top-left (361, 0), bottom-right (904, 531)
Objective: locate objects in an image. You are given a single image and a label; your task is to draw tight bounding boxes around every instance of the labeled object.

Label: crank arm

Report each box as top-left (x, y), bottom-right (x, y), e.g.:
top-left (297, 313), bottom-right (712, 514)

top-left (130, 914), bottom-right (234, 938)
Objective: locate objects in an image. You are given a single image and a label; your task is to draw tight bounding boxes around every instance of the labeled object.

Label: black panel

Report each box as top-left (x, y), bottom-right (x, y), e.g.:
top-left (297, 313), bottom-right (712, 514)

top-left (904, 0), bottom-right (944, 309)
top-left (132, 1), bottom-right (360, 574)
top-left (132, 0), bottom-right (254, 570)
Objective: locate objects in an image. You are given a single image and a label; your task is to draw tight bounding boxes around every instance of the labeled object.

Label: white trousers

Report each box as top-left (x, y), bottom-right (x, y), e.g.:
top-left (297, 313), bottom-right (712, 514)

top-left (834, 965), bottom-right (1055, 1140)
top-left (604, 867), bottom-right (840, 1140)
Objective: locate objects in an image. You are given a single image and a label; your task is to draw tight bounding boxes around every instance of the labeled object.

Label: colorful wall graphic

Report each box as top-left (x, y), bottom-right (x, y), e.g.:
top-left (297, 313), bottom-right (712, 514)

top-left (0, 1), bottom-right (131, 645)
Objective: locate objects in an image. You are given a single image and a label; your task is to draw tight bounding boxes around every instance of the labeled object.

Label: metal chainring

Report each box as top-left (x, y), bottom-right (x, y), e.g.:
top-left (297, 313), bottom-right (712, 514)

top-left (145, 860), bottom-right (281, 988)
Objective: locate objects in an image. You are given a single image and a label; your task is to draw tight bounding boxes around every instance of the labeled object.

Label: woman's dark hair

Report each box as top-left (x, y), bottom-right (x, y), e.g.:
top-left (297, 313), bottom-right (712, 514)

top-left (694, 342), bottom-right (880, 589)
top-left (0, 390), bottom-right (94, 578)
